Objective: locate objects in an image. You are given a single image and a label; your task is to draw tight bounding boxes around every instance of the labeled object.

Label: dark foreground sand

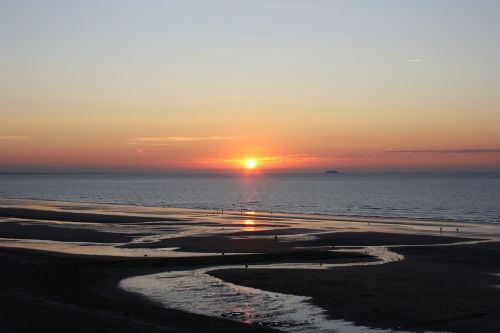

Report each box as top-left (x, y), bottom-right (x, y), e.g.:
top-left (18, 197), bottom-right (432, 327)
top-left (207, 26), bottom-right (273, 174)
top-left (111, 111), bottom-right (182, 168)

top-left (212, 242), bottom-right (500, 333)
top-left (0, 247), bottom-right (285, 333)
top-left (0, 246), bottom-right (367, 333)
top-left (1, 202), bottom-right (499, 333)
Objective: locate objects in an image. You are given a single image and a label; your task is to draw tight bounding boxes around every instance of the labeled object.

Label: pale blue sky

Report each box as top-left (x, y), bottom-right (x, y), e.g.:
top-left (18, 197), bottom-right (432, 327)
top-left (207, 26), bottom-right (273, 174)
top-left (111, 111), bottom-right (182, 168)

top-left (2, 0), bottom-right (498, 105)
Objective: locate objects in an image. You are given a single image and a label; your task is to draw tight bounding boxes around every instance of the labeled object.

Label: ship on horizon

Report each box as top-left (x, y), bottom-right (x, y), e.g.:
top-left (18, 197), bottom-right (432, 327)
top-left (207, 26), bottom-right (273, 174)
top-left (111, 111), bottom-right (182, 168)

top-left (325, 170), bottom-right (339, 174)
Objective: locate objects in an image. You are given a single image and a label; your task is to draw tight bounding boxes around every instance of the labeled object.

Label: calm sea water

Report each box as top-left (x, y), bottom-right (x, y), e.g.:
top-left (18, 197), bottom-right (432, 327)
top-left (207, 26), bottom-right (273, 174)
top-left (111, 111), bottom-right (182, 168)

top-left (0, 172), bottom-right (499, 223)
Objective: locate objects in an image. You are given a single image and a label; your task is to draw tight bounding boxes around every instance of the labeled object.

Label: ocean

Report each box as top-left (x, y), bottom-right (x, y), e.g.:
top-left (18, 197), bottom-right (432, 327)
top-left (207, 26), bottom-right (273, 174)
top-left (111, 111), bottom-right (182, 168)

top-left (1, 172), bottom-right (499, 223)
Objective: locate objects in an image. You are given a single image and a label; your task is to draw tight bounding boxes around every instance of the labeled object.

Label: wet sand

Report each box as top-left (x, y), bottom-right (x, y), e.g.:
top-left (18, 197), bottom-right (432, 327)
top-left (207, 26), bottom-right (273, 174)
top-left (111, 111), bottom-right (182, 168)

top-left (0, 220), bottom-right (143, 243)
top-left (1, 198), bottom-right (499, 332)
top-left (0, 207), bottom-right (172, 223)
top-left (212, 242), bottom-right (500, 333)
top-left (121, 231), bottom-right (468, 253)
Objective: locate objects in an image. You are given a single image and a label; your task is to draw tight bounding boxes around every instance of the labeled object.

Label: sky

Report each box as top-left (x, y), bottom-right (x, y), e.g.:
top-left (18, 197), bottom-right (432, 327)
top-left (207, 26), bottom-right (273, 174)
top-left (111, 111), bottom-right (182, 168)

top-left (0, 0), bottom-right (499, 172)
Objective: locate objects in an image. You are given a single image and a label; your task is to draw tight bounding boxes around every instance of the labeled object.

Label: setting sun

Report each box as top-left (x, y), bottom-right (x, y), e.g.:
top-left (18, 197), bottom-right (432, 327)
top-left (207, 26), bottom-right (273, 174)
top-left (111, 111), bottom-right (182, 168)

top-left (244, 159), bottom-right (256, 169)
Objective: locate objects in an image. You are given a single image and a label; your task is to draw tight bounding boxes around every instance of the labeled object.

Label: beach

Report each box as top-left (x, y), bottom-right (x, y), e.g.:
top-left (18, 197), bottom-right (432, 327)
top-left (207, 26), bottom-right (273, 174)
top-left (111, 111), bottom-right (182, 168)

top-left (1, 199), bottom-right (499, 332)
top-left (3, 1), bottom-right (498, 331)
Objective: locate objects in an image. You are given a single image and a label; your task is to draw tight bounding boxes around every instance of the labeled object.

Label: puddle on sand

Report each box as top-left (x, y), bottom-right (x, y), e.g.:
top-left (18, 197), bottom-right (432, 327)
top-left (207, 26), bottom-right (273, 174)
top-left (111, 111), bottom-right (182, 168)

top-left (120, 247), bottom-right (445, 333)
top-left (0, 238), bottom-right (246, 257)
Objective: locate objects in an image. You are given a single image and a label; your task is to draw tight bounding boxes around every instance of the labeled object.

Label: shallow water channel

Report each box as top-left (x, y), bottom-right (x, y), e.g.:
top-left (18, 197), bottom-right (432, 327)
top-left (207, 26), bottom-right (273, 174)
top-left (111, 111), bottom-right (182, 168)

top-left (120, 247), bottom-right (445, 333)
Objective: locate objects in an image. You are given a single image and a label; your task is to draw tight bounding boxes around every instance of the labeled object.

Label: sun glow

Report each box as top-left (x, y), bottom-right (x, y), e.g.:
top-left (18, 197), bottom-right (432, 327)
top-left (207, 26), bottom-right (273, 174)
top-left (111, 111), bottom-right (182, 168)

top-left (244, 159), bottom-right (256, 169)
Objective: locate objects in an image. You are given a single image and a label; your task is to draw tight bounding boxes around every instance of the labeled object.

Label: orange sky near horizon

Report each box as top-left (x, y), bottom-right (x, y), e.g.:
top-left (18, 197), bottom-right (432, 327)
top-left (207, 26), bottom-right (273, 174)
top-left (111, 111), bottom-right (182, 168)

top-left (0, 1), bottom-right (499, 172)
top-left (2, 128), bottom-right (499, 171)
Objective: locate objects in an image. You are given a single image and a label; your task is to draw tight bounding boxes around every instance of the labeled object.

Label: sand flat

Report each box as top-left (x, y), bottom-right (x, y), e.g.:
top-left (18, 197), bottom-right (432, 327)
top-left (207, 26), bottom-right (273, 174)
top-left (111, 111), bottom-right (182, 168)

top-left (1, 198), bottom-right (500, 333)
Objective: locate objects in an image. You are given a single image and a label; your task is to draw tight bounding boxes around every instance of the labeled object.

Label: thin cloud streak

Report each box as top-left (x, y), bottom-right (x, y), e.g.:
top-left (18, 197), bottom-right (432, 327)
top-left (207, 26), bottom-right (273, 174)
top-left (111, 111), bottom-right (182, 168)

top-left (125, 136), bottom-right (236, 145)
top-left (0, 136), bottom-right (30, 141)
top-left (196, 153), bottom-right (362, 166)
top-left (386, 149), bottom-right (500, 154)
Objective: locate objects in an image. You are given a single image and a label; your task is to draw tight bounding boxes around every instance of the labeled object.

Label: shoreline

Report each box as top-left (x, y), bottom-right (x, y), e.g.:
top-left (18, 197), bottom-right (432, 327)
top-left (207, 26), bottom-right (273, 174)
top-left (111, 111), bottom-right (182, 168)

top-left (0, 196), bottom-right (496, 228)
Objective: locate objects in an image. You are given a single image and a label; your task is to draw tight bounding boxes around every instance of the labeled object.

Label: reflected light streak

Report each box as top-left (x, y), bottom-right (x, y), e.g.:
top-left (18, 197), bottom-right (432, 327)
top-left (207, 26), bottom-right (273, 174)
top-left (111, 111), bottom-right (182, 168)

top-left (243, 219), bottom-right (256, 232)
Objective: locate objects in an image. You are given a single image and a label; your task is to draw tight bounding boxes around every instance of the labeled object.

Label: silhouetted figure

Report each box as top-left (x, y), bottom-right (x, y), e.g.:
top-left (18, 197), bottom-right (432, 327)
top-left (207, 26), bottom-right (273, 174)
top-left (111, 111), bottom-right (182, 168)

top-left (222, 252), bottom-right (225, 256)
top-left (274, 235), bottom-right (278, 241)
top-left (245, 264), bottom-right (248, 269)
top-left (440, 226), bottom-right (443, 234)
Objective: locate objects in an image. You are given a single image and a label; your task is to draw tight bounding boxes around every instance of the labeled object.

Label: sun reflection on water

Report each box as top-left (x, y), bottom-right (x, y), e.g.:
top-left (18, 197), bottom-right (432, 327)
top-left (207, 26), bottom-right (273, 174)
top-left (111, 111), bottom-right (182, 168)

top-left (243, 219), bottom-right (256, 232)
